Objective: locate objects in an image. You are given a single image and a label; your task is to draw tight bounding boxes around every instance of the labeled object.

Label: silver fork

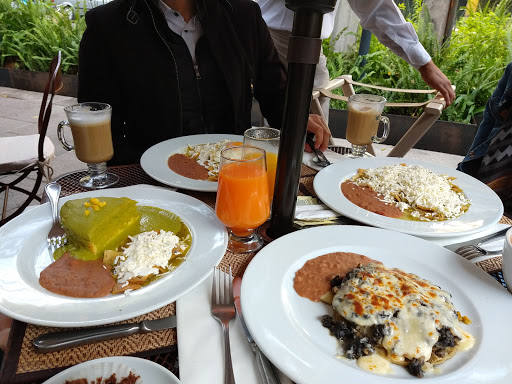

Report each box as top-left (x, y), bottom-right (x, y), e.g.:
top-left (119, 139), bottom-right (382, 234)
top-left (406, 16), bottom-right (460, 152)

top-left (45, 182), bottom-right (67, 248)
top-left (211, 266), bottom-right (236, 384)
top-left (454, 227), bottom-right (509, 260)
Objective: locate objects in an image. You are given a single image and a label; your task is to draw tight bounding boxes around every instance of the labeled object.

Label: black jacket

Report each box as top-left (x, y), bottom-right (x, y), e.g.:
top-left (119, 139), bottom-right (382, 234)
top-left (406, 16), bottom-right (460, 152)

top-left (78, 0), bottom-right (286, 165)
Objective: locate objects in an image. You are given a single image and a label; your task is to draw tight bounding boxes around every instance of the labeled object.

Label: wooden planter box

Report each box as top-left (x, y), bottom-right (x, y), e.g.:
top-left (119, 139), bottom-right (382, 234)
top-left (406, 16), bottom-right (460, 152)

top-left (0, 67), bottom-right (77, 97)
top-left (329, 109), bottom-right (478, 156)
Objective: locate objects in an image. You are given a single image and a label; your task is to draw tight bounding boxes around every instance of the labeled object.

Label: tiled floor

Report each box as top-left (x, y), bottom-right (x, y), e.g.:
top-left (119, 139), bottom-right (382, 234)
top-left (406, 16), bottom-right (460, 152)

top-left (0, 86), bottom-right (465, 221)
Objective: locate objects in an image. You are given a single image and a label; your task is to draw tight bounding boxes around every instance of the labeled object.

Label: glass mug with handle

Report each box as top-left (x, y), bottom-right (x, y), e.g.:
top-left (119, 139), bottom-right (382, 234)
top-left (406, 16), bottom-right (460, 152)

top-left (346, 94), bottom-right (390, 158)
top-left (57, 102), bottom-right (119, 189)
top-left (215, 146), bottom-right (270, 253)
top-left (243, 127), bottom-right (280, 202)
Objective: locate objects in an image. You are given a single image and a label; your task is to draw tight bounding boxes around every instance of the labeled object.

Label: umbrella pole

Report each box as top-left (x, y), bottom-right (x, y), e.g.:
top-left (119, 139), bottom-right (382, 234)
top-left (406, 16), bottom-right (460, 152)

top-left (268, 0), bottom-right (336, 239)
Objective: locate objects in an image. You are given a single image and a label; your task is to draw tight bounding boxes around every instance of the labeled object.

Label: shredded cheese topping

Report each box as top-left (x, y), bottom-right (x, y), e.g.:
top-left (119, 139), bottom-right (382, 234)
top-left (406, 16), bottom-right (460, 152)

top-left (351, 164), bottom-right (470, 220)
top-left (113, 230), bottom-right (186, 286)
top-left (181, 139), bottom-right (232, 181)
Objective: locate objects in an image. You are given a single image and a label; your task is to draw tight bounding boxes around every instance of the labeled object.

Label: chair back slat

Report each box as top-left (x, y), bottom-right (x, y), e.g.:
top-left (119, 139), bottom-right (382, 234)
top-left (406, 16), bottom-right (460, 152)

top-left (38, 51), bottom-right (63, 161)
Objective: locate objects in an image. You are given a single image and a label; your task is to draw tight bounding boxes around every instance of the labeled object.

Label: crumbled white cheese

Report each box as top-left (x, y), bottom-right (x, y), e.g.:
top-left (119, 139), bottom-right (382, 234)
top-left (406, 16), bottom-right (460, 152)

top-left (113, 230), bottom-right (180, 286)
top-left (353, 164), bottom-right (470, 220)
top-left (181, 139), bottom-right (233, 180)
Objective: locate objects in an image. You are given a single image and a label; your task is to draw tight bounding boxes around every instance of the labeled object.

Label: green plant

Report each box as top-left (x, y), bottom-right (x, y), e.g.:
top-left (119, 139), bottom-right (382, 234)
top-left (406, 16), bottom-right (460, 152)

top-left (0, 0), bottom-right (86, 74)
top-left (323, 0), bottom-right (512, 124)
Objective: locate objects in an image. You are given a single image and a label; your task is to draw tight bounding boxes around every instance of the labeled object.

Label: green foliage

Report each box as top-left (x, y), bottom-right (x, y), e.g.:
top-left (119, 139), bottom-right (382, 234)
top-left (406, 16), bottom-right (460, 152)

top-left (323, 0), bottom-right (512, 123)
top-left (0, 0), bottom-right (86, 74)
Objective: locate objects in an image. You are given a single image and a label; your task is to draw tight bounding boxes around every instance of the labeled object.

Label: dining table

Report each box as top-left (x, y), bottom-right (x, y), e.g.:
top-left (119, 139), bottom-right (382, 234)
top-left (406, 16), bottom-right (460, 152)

top-left (0, 162), bottom-right (510, 384)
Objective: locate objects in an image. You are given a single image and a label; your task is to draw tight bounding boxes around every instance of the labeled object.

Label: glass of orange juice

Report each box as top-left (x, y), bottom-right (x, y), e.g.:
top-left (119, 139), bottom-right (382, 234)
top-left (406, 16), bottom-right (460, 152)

top-left (215, 146), bottom-right (270, 253)
top-left (243, 127), bottom-right (280, 202)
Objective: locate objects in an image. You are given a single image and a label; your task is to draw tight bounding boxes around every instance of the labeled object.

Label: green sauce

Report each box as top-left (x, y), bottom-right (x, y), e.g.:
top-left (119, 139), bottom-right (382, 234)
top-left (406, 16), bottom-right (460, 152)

top-left (54, 205), bottom-right (192, 269)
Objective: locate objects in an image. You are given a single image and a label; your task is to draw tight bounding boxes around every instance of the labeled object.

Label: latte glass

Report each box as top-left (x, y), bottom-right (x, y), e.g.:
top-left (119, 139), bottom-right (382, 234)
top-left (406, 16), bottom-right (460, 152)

top-left (346, 94), bottom-right (390, 157)
top-left (58, 102), bottom-right (119, 189)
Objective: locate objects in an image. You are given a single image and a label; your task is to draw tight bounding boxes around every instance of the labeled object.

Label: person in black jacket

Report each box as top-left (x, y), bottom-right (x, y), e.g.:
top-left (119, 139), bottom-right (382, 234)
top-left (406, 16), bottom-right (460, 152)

top-left (78, 0), bottom-right (330, 165)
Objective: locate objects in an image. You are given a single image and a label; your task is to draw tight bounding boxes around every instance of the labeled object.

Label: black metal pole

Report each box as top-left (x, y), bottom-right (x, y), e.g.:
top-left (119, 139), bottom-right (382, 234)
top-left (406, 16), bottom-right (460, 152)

top-left (268, 0), bottom-right (336, 239)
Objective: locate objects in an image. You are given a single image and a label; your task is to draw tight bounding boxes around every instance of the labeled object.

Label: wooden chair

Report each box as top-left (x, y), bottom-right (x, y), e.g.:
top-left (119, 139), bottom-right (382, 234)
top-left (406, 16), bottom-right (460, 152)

top-left (311, 74), bottom-right (448, 156)
top-left (0, 52), bottom-right (63, 226)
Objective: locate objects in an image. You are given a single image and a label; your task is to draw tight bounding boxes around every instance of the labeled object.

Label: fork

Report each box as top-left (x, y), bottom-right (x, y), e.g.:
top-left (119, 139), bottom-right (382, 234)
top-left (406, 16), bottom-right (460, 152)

top-left (45, 182), bottom-right (67, 248)
top-left (454, 227), bottom-right (510, 260)
top-left (211, 266), bottom-right (236, 384)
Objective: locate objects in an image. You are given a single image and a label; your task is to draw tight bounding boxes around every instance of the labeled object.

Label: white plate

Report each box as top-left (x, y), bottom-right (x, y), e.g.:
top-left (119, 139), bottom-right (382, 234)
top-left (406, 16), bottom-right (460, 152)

top-left (0, 185), bottom-right (228, 327)
top-left (313, 157), bottom-right (503, 237)
top-left (241, 225), bottom-right (512, 384)
top-left (141, 134), bottom-right (243, 192)
top-left (42, 356), bottom-right (180, 383)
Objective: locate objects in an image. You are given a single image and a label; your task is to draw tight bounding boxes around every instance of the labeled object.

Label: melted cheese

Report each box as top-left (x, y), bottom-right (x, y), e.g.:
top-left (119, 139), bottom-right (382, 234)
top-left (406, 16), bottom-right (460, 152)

top-left (352, 164), bottom-right (470, 220)
top-left (357, 354), bottom-right (393, 374)
top-left (113, 230), bottom-right (183, 286)
top-left (332, 263), bottom-right (472, 362)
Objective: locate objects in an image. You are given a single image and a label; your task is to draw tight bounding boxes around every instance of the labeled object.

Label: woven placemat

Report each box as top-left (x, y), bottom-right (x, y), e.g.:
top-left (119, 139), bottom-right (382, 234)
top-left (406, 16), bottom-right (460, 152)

top-left (18, 304), bottom-right (177, 374)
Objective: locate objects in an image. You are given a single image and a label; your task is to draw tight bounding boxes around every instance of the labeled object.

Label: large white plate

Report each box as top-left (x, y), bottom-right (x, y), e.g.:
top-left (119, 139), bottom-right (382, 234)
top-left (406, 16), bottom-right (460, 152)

top-left (141, 134), bottom-right (243, 192)
top-left (313, 157), bottom-right (503, 237)
top-left (43, 356), bottom-right (180, 383)
top-left (241, 225), bottom-right (512, 384)
top-left (0, 185), bottom-right (228, 327)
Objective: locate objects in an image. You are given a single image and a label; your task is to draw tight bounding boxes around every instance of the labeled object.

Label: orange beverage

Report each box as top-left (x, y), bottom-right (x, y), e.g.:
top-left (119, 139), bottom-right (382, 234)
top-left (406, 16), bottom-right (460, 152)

top-left (266, 152), bottom-right (278, 200)
top-left (216, 161), bottom-right (270, 237)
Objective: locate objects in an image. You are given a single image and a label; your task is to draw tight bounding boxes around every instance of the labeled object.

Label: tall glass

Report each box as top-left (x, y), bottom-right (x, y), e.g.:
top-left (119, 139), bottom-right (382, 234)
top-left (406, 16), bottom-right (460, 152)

top-left (215, 146), bottom-right (270, 253)
top-left (243, 127), bottom-right (280, 202)
top-left (346, 94), bottom-right (390, 157)
top-left (57, 102), bottom-right (119, 189)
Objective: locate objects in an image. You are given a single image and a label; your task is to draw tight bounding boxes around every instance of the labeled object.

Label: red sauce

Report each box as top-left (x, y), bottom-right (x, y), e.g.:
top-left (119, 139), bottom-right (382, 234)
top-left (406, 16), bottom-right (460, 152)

top-left (341, 180), bottom-right (403, 218)
top-left (167, 153), bottom-right (209, 180)
top-left (293, 252), bottom-right (379, 302)
top-left (39, 253), bottom-right (115, 298)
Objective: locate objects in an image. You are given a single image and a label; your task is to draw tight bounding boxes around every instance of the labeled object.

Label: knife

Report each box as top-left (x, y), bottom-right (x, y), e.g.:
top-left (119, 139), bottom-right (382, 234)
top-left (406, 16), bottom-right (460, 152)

top-left (233, 277), bottom-right (281, 384)
top-left (33, 315), bottom-right (177, 352)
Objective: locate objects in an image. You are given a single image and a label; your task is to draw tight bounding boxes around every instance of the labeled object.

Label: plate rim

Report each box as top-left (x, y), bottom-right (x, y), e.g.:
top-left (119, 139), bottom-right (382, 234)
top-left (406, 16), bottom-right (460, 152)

top-left (140, 133), bottom-right (244, 192)
top-left (313, 157), bottom-right (504, 237)
top-left (42, 356), bottom-right (180, 384)
top-left (241, 225), bottom-right (512, 384)
top-left (0, 185), bottom-right (227, 327)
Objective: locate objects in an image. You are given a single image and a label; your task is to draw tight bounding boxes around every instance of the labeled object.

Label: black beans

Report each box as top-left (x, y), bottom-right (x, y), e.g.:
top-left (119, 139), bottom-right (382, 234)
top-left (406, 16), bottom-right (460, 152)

top-left (407, 357), bottom-right (425, 378)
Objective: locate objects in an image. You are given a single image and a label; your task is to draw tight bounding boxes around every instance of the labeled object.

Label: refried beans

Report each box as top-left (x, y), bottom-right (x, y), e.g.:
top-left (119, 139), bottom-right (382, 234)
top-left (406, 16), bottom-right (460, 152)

top-left (294, 252), bottom-right (379, 302)
top-left (168, 153), bottom-right (209, 180)
top-left (341, 180), bottom-right (403, 218)
top-left (39, 253), bottom-right (115, 298)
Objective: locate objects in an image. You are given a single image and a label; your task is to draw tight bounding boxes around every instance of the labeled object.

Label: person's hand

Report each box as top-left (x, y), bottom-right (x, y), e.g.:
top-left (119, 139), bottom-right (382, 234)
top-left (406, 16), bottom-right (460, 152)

top-left (418, 60), bottom-right (455, 106)
top-left (305, 114), bottom-right (331, 152)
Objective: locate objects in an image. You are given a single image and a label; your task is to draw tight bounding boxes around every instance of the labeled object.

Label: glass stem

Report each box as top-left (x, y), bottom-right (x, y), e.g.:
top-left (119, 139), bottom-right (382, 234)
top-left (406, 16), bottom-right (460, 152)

top-left (351, 145), bottom-right (367, 157)
top-left (87, 162), bottom-right (108, 180)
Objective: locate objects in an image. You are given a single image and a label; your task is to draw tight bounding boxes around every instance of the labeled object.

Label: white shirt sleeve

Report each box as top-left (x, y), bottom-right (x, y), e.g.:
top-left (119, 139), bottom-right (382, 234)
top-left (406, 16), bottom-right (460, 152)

top-left (347, 0), bottom-right (431, 69)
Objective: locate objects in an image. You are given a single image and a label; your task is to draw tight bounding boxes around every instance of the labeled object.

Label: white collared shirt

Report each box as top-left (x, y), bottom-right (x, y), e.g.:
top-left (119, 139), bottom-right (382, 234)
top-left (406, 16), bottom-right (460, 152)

top-left (158, 0), bottom-right (204, 64)
top-left (254, 0), bottom-right (431, 69)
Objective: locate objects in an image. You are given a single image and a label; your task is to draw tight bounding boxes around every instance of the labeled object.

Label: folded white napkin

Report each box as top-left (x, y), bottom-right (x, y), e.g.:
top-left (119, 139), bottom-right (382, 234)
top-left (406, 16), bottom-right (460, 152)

top-left (294, 197), bottom-right (340, 220)
top-left (177, 272), bottom-right (293, 384)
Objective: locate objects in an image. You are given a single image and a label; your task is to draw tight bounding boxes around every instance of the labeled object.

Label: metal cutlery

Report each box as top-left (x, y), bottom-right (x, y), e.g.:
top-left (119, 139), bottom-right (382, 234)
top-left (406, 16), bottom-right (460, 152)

top-left (454, 227), bottom-right (510, 260)
top-left (233, 277), bottom-right (281, 384)
top-left (305, 134), bottom-right (331, 168)
top-left (45, 182), bottom-right (67, 248)
top-left (33, 315), bottom-right (177, 352)
top-left (211, 267), bottom-right (236, 384)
